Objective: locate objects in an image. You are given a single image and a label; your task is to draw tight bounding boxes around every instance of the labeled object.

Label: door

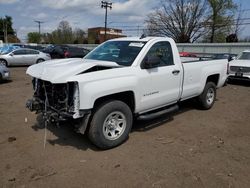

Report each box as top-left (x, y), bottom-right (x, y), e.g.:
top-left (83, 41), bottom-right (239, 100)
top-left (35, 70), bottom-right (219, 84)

top-left (9, 49), bottom-right (27, 66)
top-left (24, 49), bottom-right (39, 65)
top-left (137, 41), bottom-right (182, 113)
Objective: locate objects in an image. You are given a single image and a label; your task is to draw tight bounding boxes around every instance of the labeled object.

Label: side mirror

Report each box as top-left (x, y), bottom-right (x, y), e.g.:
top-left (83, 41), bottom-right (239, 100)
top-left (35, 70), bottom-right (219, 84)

top-left (9, 53), bottom-right (14, 56)
top-left (143, 55), bottom-right (161, 69)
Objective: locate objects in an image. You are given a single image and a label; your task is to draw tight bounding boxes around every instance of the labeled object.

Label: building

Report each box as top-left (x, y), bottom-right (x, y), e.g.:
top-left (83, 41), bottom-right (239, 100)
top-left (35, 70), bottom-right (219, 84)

top-left (88, 27), bottom-right (126, 44)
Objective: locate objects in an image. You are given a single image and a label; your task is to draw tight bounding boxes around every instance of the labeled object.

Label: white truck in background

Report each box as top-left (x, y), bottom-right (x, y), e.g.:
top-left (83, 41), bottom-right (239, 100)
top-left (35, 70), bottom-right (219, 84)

top-left (228, 50), bottom-right (250, 81)
top-left (26, 37), bottom-right (228, 149)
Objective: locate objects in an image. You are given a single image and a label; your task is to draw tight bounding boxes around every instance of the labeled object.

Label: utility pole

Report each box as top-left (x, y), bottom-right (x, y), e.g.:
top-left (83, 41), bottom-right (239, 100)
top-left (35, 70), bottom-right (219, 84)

top-left (2, 20), bottom-right (5, 43)
top-left (34, 20), bottom-right (44, 35)
top-left (3, 20), bottom-right (8, 43)
top-left (5, 24), bottom-right (8, 43)
top-left (137, 25), bottom-right (140, 37)
top-left (3, 19), bottom-right (8, 43)
top-left (101, 1), bottom-right (112, 41)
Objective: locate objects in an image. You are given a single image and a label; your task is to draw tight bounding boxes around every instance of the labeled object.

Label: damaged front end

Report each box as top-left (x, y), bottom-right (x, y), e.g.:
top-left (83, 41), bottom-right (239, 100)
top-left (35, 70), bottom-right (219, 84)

top-left (26, 79), bottom-right (89, 125)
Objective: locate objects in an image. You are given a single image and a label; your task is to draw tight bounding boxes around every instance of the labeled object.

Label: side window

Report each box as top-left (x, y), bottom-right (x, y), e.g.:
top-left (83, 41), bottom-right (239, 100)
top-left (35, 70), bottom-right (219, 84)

top-left (26, 49), bottom-right (39, 55)
top-left (13, 50), bottom-right (26, 55)
top-left (144, 42), bottom-right (174, 67)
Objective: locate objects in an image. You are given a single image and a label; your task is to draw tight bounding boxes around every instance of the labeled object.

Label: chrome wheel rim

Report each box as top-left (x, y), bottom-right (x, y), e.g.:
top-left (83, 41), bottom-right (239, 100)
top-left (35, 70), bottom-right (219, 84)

top-left (206, 88), bottom-right (215, 105)
top-left (37, 59), bottom-right (44, 63)
top-left (103, 111), bottom-right (126, 140)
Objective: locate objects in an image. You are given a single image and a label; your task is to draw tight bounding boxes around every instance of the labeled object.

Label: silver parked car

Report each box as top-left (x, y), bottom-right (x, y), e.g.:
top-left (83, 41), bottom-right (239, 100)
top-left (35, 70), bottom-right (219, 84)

top-left (0, 48), bottom-right (51, 67)
top-left (0, 63), bottom-right (10, 81)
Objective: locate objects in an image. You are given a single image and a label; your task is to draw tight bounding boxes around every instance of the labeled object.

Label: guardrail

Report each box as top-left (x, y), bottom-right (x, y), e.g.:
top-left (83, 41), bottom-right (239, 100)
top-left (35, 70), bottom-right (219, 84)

top-left (176, 43), bottom-right (250, 54)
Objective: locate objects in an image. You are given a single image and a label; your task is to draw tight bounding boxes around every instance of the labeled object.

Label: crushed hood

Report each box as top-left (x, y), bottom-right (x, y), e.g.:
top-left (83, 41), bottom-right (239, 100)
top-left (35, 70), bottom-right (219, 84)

top-left (26, 58), bottom-right (120, 83)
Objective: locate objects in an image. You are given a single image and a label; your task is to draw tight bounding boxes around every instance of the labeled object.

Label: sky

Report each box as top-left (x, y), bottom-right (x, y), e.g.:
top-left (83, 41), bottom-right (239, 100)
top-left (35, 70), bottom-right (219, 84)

top-left (0, 0), bottom-right (250, 42)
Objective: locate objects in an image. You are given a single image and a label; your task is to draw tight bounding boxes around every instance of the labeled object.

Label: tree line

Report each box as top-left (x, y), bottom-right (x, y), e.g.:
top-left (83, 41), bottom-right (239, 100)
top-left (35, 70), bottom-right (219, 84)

top-left (28, 21), bottom-right (88, 44)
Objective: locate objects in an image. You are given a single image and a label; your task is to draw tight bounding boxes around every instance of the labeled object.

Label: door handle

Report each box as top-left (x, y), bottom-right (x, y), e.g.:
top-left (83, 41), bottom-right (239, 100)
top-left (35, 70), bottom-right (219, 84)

top-left (172, 70), bottom-right (180, 75)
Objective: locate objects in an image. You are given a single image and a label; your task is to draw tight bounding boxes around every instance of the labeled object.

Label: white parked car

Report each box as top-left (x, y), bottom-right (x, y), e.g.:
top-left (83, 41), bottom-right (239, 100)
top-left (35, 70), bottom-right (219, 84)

top-left (26, 37), bottom-right (228, 149)
top-left (228, 50), bottom-right (250, 81)
top-left (0, 48), bottom-right (51, 67)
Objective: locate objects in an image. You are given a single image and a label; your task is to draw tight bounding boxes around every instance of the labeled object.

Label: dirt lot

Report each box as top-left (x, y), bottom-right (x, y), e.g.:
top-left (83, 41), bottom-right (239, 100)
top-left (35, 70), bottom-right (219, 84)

top-left (0, 67), bottom-right (250, 188)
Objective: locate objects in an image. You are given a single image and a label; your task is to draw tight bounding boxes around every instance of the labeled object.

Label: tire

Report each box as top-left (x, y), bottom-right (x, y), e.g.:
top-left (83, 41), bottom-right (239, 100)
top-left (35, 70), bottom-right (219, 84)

top-left (36, 59), bottom-right (45, 64)
top-left (197, 82), bottom-right (216, 110)
top-left (0, 59), bottom-right (8, 67)
top-left (88, 100), bottom-right (133, 149)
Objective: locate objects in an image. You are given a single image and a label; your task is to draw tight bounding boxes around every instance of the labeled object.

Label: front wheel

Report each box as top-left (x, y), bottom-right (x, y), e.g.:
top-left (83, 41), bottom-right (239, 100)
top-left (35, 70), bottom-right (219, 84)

top-left (36, 59), bottom-right (45, 64)
top-left (197, 82), bottom-right (216, 110)
top-left (88, 100), bottom-right (133, 149)
top-left (0, 59), bottom-right (8, 67)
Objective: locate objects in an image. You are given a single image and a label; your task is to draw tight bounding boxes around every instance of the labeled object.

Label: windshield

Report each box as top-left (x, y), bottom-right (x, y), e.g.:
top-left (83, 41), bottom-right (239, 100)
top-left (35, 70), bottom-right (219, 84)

top-left (84, 41), bottom-right (146, 66)
top-left (0, 46), bottom-right (20, 55)
top-left (238, 52), bottom-right (250, 60)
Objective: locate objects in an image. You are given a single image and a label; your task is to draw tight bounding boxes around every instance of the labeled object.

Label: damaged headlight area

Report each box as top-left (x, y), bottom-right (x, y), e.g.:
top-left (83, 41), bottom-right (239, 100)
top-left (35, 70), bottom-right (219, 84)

top-left (26, 79), bottom-right (84, 122)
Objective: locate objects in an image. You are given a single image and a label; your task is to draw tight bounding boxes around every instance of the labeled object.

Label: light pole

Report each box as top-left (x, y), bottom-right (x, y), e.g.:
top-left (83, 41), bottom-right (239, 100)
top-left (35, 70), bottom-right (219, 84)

top-left (101, 1), bottom-right (112, 41)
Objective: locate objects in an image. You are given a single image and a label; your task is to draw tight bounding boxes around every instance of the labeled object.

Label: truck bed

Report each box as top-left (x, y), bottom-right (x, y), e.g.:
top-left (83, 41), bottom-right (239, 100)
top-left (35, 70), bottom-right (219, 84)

top-left (180, 57), bottom-right (213, 63)
top-left (180, 59), bottom-right (228, 101)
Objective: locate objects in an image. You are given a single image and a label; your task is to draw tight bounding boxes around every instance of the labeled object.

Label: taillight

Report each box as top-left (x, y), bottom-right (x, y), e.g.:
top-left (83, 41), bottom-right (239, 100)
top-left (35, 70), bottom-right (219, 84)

top-left (64, 51), bottom-right (70, 58)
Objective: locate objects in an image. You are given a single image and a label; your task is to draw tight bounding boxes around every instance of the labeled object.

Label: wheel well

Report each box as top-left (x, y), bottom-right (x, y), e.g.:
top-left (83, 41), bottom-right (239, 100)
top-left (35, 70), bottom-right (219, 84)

top-left (0, 59), bottom-right (8, 65)
top-left (94, 91), bottom-right (135, 113)
top-left (206, 74), bottom-right (219, 86)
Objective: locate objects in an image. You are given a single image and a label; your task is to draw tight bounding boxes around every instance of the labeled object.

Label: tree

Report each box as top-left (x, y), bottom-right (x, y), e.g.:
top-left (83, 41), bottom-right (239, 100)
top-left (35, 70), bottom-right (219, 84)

top-left (27, 32), bottom-right (41, 43)
top-left (34, 21), bottom-right (88, 44)
top-left (41, 21), bottom-right (87, 44)
top-left (73, 28), bottom-right (86, 44)
top-left (0, 15), bottom-right (18, 42)
top-left (51, 21), bottom-right (74, 44)
top-left (145, 0), bottom-right (208, 43)
top-left (206, 0), bottom-right (237, 43)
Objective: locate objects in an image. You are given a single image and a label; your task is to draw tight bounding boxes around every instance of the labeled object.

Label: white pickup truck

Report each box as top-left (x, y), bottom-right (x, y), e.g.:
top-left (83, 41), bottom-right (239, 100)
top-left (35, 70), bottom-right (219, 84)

top-left (26, 37), bottom-right (228, 149)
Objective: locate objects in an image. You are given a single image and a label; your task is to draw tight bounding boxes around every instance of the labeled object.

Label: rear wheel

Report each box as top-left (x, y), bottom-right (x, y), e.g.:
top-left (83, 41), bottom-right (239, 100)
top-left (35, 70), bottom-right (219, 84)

top-left (36, 59), bottom-right (45, 64)
top-left (0, 59), bottom-right (8, 67)
top-left (197, 82), bottom-right (216, 110)
top-left (88, 100), bottom-right (133, 149)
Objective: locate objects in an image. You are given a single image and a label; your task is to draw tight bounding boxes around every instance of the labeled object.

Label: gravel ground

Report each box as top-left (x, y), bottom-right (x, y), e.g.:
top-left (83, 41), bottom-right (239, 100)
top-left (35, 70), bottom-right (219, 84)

top-left (0, 67), bottom-right (250, 188)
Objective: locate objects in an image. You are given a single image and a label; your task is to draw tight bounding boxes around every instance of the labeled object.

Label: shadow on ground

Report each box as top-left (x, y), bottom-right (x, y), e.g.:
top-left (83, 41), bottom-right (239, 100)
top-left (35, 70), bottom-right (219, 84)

top-left (132, 99), bottom-right (197, 132)
top-left (228, 80), bottom-right (250, 87)
top-left (0, 80), bottom-right (12, 85)
top-left (32, 115), bottom-right (97, 151)
top-left (31, 99), bottom-right (198, 150)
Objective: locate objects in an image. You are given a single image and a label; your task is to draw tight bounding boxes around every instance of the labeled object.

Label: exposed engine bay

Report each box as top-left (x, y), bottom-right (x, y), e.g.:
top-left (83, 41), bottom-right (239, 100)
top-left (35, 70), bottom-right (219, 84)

top-left (26, 79), bottom-right (83, 122)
